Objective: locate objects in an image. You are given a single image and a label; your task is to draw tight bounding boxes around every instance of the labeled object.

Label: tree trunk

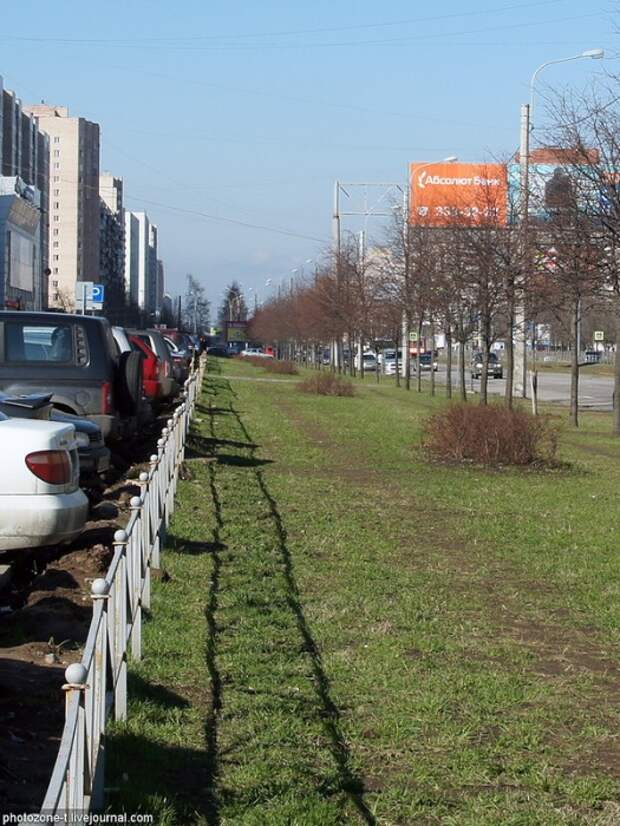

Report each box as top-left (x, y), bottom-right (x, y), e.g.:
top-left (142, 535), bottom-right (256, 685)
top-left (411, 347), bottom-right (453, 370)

top-left (570, 306), bottom-right (579, 427)
top-left (458, 340), bottom-right (467, 401)
top-left (416, 318), bottom-right (423, 393)
top-left (429, 318), bottom-right (436, 397)
top-left (446, 329), bottom-right (452, 399)
top-left (504, 309), bottom-right (514, 409)
top-left (480, 347), bottom-right (489, 406)
top-left (395, 330), bottom-right (401, 388)
top-left (614, 314), bottom-right (620, 436)
top-left (405, 314), bottom-right (411, 391)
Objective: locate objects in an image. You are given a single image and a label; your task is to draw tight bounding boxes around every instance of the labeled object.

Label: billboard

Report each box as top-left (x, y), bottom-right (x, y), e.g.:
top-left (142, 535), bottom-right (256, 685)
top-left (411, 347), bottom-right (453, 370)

top-left (226, 322), bottom-right (247, 342)
top-left (409, 162), bottom-right (508, 226)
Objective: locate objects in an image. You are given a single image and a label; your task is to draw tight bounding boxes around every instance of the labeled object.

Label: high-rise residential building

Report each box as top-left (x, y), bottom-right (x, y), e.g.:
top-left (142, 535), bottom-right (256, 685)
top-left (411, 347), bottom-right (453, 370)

top-left (124, 210), bottom-right (159, 316)
top-left (148, 222), bottom-right (158, 314)
top-left (156, 259), bottom-right (165, 312)
top-left (99, 173), bottom-right (125, 322)
top-left (0, 78), bottom-right (49, 310)
top-left (24, 103), bottom-right (100, 310)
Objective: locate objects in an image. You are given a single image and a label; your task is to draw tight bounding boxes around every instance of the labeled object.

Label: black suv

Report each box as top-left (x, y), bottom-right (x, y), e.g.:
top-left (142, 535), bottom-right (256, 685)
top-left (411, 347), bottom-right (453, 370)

top-left (0, 312), bottom-right (143, 440)
top-left (471, 351), bottom-right (503, 380)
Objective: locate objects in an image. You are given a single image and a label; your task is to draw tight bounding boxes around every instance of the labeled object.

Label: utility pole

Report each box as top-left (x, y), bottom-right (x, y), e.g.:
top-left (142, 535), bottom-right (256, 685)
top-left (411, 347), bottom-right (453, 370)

top-left (332, 180), bottom-right (342, 370)
top-left (514, 103), bottom-right (530, 398)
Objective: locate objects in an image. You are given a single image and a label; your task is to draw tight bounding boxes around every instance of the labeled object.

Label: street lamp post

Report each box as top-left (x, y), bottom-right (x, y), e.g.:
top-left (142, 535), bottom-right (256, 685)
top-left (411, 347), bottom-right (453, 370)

top-left (515, 48), bottom-right (604, 397)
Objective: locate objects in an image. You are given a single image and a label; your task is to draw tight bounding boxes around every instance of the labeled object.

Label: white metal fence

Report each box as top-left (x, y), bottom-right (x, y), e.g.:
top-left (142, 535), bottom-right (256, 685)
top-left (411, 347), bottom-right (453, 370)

top-left (38, 356), bottom-right (205, 818)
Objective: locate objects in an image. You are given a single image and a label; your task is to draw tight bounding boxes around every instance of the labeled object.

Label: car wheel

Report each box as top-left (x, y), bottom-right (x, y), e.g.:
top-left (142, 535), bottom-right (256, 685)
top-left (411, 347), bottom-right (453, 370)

top-left (116, 351), bottom-right (143, 417)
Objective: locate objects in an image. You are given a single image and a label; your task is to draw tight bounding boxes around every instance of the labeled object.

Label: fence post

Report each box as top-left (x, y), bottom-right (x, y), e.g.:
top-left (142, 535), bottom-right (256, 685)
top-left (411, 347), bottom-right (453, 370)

top-left (89, 579), bottom-right (109, 811)
top-left (129, 496), bottom-right (143, 662)
top-left (62, 663), bottom-right (88, 812)
top-left (149, 453), bottom-right (160, 568)
top-left (112, 529), bottom-right (128, 722)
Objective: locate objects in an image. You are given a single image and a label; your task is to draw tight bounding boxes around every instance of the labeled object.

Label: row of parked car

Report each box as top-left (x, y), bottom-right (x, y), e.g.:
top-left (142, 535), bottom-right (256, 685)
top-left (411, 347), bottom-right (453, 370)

top-left (0, 311), bottom-right (198, 553)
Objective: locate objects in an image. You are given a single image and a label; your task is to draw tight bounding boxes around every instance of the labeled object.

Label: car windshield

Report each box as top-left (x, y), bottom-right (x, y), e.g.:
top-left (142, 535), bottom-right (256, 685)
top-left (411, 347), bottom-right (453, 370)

top-left (474, 353), bottom-right (498, 363)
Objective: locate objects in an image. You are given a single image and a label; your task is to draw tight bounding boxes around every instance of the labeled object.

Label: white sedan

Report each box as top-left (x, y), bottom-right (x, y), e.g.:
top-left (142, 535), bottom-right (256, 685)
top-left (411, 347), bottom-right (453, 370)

top-left (240, 348), bottom-right (274, 358)
top-left (0, 416), bottom-right (88, 551)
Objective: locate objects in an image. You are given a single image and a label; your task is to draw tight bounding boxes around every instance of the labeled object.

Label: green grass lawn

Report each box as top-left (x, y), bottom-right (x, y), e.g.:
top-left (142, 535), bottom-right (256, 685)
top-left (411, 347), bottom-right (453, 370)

top-left (107, 357), bottom-right (620, 825)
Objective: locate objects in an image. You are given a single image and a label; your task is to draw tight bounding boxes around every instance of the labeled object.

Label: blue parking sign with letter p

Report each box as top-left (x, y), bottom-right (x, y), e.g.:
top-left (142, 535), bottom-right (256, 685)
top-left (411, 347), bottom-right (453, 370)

top-left (91, 284), bottom-right (105, 306)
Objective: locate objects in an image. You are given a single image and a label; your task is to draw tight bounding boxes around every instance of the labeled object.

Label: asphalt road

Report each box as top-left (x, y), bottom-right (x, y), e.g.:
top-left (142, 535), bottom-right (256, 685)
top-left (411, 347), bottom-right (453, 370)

top-left (430, 367), bottom-right (614, 410)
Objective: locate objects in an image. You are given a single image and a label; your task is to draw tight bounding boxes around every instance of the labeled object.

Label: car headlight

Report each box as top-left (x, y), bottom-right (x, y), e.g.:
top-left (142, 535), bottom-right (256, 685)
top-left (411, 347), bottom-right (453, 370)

top-left (75, 432), bottom-right (90, 448)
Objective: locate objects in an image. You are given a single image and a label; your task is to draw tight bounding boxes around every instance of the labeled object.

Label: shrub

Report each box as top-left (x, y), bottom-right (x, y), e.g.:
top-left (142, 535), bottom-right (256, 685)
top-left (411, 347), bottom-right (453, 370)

top-left (242, 356), bottom-right (267, 368)
top-left (297, 372), bottom-right (355, 397)
top-left (423, 403), bottom-right (559, 467)
top-left (264, 359), bottom-right (298, 375)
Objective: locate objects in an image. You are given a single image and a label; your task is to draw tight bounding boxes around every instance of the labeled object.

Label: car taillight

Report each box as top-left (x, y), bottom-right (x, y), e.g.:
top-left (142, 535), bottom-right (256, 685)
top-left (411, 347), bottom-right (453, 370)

top-left (25, 450), bottom-right (72, 485)
top-left (101, 381), bottom-right (113, 414)
top-left (163, 360), bottom-right (170, 377)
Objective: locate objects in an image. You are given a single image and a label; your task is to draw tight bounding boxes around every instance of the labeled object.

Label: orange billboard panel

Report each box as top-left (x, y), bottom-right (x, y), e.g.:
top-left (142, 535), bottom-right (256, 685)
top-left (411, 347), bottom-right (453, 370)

top-left (409, 162), bottom-right (508, 226)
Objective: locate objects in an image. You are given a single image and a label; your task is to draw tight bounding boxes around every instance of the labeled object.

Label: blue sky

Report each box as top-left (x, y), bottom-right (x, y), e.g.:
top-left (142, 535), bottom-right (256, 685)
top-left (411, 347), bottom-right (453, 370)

top-left (0, 0), bottom-right (616, 310)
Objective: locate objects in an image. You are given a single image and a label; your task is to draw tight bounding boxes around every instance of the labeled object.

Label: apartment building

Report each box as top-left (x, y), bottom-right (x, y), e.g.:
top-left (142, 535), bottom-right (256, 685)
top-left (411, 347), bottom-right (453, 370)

top-left (0, 77), bottom-right (49, 310)
top-left (124, 210), bottom-right (159, 316)
top-left (24, 103), bottom-right (100, 310)
top-left (99, 173), bottom-right (125, 321)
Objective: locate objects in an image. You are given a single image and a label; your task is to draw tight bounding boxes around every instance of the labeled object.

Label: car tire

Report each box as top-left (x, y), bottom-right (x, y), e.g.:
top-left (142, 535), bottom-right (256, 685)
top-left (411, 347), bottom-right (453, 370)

top-left (116, 351), bottom-right (143, 417)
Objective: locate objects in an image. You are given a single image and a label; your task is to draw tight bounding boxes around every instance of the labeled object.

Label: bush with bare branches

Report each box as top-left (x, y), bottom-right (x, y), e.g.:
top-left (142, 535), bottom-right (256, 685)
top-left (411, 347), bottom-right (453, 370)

top-left (297, 373), bottom-right (355, 397)
top-left (423, 403), bottom-right (559, 466)
top-left (264, 360), bottom-right (298, 375)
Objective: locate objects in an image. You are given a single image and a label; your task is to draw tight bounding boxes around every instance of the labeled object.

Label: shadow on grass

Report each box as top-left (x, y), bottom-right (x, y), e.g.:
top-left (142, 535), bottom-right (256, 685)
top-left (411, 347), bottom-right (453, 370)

top-left (168, 534), bottom-right (227, 557)
top-left (107, 674), bottom-right (213, 823)
top-left (187, 432), bottom-right (259, 455)
top-left (223, 398), bottom-right (376, 825)
top-left (215, 453), bottom-right (273, 469)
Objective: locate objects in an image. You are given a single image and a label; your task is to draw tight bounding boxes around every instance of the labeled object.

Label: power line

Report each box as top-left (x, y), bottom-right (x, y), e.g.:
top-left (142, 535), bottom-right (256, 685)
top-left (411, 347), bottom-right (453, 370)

top-left (123, 194), bottom-right (327, 244)
top-left (0, 0), bottom-right (572, 45)
top-left (0, 9), bottom-right (603, 51)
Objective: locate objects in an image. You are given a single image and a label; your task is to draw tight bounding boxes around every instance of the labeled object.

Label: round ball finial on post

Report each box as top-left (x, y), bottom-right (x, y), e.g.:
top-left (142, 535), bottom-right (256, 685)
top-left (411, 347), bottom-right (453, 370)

top-left (64, 663), bottom-right (88, 686)
top-left (91, 578), bottom-right (109, 597)
top-left (113, 529), bottom-right (128, 545)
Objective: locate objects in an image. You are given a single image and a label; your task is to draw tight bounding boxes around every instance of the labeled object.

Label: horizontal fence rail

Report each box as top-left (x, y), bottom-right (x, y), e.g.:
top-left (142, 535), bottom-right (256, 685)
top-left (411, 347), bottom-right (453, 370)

top-left (37, 355), bottom-right (205, 818)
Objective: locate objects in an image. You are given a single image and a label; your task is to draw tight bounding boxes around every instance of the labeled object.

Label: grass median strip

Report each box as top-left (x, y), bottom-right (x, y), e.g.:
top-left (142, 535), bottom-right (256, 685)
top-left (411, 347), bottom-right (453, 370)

top-left (107, 358), bottom-right (620, 825)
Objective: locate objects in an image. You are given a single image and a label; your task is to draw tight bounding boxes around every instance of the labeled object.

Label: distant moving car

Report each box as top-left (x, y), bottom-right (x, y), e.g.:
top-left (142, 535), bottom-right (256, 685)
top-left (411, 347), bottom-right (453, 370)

top-left (0, 416), bottom-right (88, 551)
top-left (0, 393), bottom-right (110, 484)
top-left (382, 349), bottom-right (402, 375)
top-left (471, 351), bottom-right (503, 380)
top-left (0, 312), bottom-right (143, 441)
top-left (417, 353), bottom-right (439, 372)
top-left (206, 345), bottom-right (229, 358)
top-left (355, 352), bottom-right (378, 372)
top-left (240, 348), bottom-right (273, 358)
